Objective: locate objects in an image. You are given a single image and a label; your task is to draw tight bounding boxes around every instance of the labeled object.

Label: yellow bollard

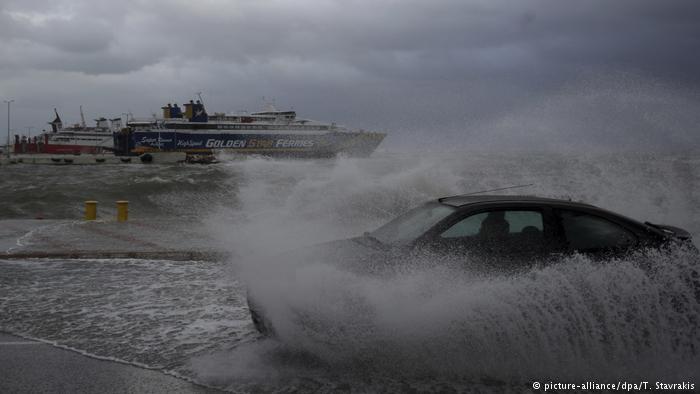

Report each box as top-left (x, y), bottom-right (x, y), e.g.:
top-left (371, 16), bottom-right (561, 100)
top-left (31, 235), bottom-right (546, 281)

top-left (116, 200), bottom-right (129, 222)
top-left (85, 201), bottom-right (97, 221)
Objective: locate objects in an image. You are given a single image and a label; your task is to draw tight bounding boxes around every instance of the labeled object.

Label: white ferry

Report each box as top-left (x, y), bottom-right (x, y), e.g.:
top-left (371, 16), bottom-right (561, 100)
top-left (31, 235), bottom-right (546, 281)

top-left (113, 99), bottom-right (385, 158)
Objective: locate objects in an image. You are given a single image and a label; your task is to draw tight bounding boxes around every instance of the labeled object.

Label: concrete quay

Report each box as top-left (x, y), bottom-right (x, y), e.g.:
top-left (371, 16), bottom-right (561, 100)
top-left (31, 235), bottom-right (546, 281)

top-left (1, 219), bottom-right (226, 261)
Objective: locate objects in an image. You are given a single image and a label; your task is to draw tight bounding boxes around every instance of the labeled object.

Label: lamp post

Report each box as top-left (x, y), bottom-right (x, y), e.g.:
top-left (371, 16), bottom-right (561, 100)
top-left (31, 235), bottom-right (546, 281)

top-left (4, 99), bottom-right (13, 158)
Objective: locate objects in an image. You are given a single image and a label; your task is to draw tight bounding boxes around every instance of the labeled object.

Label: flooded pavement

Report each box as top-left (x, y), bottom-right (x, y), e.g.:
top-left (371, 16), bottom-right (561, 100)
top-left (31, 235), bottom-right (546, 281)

top-left (0, 333), bottom-right (220, 393)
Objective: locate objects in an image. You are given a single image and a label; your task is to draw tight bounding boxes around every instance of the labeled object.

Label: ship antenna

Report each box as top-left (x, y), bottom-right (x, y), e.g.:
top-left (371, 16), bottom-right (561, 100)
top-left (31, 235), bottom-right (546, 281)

top-left (196, 91), bottom-right (205, 107)
top-left (461, 183), bottom-right (535, 196)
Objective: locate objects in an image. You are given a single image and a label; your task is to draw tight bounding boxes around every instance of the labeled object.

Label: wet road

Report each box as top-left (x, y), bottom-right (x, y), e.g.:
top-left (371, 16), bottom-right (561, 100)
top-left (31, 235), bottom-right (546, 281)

top-left (0, 333), bottom-right (221, 394)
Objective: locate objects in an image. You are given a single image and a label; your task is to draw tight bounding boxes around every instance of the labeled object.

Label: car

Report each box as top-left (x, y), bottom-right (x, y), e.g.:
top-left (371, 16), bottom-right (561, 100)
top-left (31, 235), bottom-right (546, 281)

top-left (247, 194), bottom-right (696, 335)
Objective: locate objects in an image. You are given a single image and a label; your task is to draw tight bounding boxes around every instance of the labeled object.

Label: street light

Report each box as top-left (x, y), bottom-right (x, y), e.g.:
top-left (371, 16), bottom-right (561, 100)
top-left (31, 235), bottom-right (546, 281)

top-left (4, 99), bottom-right (13, 158)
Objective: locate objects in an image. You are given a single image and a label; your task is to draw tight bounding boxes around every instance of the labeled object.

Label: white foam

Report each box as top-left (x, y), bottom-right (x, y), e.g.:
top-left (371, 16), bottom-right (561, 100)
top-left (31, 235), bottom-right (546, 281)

top-left (199, 151), bottom-right (700, 388)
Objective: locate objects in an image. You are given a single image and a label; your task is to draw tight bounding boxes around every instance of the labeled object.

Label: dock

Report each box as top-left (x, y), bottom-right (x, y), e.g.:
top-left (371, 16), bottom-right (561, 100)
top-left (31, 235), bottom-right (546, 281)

top-left (0, 152), bottom-right (188, 166)
top-left (1, 219), bottom-right (227, 261)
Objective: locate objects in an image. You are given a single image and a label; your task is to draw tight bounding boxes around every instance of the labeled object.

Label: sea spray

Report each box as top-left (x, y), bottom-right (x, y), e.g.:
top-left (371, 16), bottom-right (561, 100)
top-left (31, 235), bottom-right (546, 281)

top-left (242, 247), bottom-right (699, 382)
top-left (201, 152), bottom-right (700, 389)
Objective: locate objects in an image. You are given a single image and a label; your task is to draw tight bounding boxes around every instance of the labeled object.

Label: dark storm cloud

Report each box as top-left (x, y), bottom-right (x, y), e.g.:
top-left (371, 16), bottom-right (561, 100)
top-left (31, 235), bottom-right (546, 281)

top-left (1, 0), bottom-right (699, 150)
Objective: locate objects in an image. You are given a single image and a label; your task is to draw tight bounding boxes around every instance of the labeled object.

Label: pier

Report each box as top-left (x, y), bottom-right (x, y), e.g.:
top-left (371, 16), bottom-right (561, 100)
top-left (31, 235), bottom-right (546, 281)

top-left (0, 152), bottom-right (187, 166)
top-left (1, 219), bottom-right (227, 262)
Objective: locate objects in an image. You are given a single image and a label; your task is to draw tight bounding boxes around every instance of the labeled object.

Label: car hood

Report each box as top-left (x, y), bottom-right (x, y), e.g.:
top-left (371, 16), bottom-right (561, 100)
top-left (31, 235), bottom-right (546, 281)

top-left (646, 222), bottom-right (693, 241)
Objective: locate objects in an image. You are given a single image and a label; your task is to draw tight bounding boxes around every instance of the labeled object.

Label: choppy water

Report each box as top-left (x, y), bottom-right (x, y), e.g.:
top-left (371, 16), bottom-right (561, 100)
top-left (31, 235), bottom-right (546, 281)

top-left (1, 151), bottom-right (699, 392)
top-left (0, 164), bottom-right (238, 220)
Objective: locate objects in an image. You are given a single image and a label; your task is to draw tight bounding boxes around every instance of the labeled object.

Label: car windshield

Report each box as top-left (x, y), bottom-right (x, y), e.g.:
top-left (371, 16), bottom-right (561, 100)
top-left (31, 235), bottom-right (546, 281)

top-left (370, 202), bottom-right (456, 245)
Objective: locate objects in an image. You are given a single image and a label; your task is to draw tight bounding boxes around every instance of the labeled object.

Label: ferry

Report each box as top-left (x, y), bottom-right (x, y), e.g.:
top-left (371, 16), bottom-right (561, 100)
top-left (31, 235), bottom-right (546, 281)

top-left (13, 107), bottom-right (118, 155)
top-left (113, 100), bottom-right (385, 158)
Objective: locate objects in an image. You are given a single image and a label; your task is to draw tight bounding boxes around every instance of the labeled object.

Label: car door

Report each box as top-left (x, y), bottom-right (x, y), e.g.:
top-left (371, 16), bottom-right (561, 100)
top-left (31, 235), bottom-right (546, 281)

top-left (423, 205), bottom-right (559, 269)
top-left (552, 208), bottom-right (639, 258)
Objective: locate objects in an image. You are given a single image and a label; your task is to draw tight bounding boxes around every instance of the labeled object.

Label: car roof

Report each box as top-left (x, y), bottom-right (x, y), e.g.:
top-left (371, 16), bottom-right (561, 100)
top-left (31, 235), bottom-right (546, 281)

top-left (437, 194), bottom-right (598, 209)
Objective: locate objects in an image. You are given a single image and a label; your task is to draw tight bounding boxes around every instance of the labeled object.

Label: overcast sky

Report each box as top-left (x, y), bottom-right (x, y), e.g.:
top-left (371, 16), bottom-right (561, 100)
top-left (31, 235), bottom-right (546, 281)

top-left (1, 0), bottom-right (699, 151)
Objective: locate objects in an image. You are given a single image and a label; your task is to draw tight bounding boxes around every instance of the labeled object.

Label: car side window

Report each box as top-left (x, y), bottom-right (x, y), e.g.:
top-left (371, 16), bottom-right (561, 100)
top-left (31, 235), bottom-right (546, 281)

top-left (558, 210), bottom-right (637, 252)
top-left (441, 210), bottom-right (544, 239)
top-left (441, 212), bottom-right (487, 238)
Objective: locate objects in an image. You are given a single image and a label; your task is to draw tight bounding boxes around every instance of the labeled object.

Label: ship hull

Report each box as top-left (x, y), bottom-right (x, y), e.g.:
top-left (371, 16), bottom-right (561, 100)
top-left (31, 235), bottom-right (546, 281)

top-left (13, 143), bottom-right (107, 155)
top-left (116, 130), bottom-right (385, 158)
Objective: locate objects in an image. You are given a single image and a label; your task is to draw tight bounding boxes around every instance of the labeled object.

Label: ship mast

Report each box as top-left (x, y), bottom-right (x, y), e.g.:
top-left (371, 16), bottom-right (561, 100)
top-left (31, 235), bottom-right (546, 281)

top-left (80, 106), bottom-right (86, 128)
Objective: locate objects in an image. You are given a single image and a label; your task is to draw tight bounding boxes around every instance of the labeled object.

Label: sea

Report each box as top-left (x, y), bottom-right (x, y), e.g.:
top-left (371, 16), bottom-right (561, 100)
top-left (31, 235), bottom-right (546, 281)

top-left (1, 151), bottom-right (699, 392)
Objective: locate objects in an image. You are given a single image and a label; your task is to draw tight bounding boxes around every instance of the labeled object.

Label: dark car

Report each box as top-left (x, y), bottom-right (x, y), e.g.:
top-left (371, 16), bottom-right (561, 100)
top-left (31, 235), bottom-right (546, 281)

top-left (248, 194), bottom-right (696, 335)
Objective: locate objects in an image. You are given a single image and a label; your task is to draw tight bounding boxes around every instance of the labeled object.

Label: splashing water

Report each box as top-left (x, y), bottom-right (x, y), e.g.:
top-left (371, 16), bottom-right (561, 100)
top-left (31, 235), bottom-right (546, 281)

top-left (1, 151), bottom-right (699, 392)
top-left (258, 250), bottom-right (699, 377)
top-left (183, 248), bottom-right (700, 391)
top-left (195, 151), bottom-right (700, 391)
